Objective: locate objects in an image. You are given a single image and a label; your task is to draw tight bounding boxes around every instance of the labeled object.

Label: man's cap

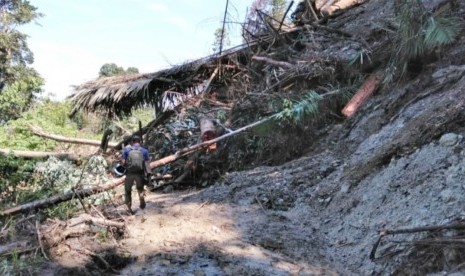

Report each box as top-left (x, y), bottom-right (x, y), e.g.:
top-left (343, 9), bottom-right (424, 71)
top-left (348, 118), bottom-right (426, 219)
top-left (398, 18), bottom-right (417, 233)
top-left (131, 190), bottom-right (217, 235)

top-left (132, 135), bottom-right (141, 142)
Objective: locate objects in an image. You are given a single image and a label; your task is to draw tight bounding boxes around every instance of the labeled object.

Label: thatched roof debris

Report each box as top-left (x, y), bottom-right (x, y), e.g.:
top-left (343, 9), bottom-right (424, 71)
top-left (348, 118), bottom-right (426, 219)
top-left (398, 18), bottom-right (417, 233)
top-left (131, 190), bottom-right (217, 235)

top-left (69, 0), bottom-right (374, 118)
top-left (68, 39), bottom-right (266, 117)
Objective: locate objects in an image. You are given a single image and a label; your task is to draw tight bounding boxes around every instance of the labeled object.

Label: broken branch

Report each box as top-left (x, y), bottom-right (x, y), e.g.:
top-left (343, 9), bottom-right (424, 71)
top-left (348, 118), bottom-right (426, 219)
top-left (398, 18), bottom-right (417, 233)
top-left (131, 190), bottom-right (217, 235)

top-left (252, 55), bottom-right (294, 68)
top-left (370, 221), bottom-right (465, 260)
top-left (0, 148), bottom-right (79, 161)
top-left (29, 125), bottom-right (117, 148)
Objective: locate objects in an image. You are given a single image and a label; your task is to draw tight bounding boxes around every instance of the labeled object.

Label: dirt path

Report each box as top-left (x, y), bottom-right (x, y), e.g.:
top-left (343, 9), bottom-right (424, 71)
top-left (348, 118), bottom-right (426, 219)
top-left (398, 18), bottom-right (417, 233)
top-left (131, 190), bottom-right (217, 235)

top-left (118, 189), bottom-right (338, 275)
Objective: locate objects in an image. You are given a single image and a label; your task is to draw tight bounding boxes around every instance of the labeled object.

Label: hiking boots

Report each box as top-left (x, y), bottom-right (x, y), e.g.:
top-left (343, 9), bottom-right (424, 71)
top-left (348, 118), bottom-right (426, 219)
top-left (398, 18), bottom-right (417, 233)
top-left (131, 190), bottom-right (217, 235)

top-left (139, 196), bottom-right (146, 209)
top-left (126, 203), bottom-right (134, 215)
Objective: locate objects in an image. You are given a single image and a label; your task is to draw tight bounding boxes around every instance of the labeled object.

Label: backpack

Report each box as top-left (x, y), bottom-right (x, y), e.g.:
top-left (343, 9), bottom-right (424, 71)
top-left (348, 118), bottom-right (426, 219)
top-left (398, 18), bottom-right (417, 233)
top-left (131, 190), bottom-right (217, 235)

top-left (126, 147), bottom-right (145, 173)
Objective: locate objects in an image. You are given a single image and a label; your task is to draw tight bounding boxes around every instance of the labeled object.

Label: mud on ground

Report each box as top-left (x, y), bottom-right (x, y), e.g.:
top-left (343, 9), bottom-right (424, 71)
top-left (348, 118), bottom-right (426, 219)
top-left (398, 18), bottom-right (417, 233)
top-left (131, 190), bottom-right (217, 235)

top-left (41, 62), bottom-right (465, 275)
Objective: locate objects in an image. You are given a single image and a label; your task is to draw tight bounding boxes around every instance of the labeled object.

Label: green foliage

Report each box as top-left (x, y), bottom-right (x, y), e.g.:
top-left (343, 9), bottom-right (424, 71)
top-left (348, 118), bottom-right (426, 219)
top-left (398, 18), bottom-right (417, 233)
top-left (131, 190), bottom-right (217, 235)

top-left (0, 251), bottom-right (44, 276)
top-left (98, 63), bottom-right (139, 77)
top-left (212, 27), bottom-right (230, 53)
top-left (274, 91), bottom-right (323, 124)
top-left (126, 67), bottom-right (139, 74)
top-left (0, 1), bottom-right (43, 122)
top-left (0, 100), bottom-right (87, 151)
top-left (0, 67), bottom-right (43, 122)
top-left (216, 110), bottom-right (227, 122)
top-left (0, 155), bottom-right (37, 203)
top-left (44, 200), bottom-right (80, 220)
top-left (349, 48), bottom-right (372, 66)
top-left (97, 229), bottom-right (110, 243)
top-left (424, 16), bottom-right (462, 49)
top-left (387, 0), bottom-right (462, 81)
top-left (0, 0), bottom-right (42, 84)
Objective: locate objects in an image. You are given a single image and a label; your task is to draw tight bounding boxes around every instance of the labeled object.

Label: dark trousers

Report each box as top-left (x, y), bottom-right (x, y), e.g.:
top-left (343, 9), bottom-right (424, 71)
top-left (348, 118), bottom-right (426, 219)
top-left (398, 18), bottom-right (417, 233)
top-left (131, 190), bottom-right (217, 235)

top-left (124, 173), bottom-right (145, 205)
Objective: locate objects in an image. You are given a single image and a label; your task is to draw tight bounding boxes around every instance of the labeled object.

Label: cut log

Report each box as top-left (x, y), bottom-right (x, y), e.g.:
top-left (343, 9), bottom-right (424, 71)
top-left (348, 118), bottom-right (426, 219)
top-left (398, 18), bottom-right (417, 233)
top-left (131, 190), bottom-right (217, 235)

top-left (200, 117), bottom-right (217, 152)
top-left (29, 125), bottom-right (117, 148)
top-left (341, 73), bottom-right (382, 117)
top-left (0, 148), bottom-right (79, 161)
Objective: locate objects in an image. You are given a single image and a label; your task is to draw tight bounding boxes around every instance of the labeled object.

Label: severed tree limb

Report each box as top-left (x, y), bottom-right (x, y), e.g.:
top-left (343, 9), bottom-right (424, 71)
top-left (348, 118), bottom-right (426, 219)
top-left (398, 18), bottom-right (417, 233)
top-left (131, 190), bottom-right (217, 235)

top-left (99, 129), bottom-right (113, 153)
top-left (378, 222), bottom-right (465, 236)
top-left (67, 213), bottom-right (124, 228)
top-left (46, 228), bottom-right (97, 247)
top-left (174, 152), bottom-right (199, 184)
top-left (201, 67), bottom-right (219, 99)
top-left (252, 55), bottom-right (294, 68)
top-left (36, 220), bottom-right (50, 260)
top-left (29, 125), bottom-right (117, 148)
top-left (0, 178), bottom-right (125, 217)
top-left (370, 222), bottom-right (465, 260)
top-left (0, 148), bottom-right (79, 161)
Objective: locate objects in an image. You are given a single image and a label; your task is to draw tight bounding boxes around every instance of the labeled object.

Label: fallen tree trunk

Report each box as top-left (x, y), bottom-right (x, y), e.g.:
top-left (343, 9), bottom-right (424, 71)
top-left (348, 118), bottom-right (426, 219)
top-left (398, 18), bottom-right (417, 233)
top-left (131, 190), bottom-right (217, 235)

top-left (29, 125), bottom-right (117, 148)
top-left (0, 178), bottom-right (125, 217)
top-left (0, 148), bottom-right (79, 161)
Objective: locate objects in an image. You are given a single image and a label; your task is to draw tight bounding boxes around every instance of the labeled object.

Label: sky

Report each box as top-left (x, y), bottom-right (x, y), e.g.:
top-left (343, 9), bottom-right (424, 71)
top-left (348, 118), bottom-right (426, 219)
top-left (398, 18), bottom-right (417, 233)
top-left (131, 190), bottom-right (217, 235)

top-left (21, 0), bottom-right (256, 100)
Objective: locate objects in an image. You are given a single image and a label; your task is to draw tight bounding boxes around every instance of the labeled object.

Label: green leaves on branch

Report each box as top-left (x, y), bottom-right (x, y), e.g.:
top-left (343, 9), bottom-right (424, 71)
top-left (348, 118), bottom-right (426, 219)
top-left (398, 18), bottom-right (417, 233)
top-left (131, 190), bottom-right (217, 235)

top-left (0, 0), bottom-right (42, 84)
top-left (274, 91), bottom-right (323, 123)
top-left (388, 0), bottom-right (462, 81)
top-left (98, 63), bottom-right (139, 77)
top-left (0, 67), bottom-right (43, 121)
top-left (424, 16), bottom-right (462, 49)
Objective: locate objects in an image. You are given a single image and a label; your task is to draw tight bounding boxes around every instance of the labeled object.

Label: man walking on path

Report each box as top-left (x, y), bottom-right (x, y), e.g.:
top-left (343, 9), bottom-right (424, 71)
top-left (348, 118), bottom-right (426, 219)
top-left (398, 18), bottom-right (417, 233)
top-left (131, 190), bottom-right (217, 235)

top-left (121, 135), bottom-right (151, 214)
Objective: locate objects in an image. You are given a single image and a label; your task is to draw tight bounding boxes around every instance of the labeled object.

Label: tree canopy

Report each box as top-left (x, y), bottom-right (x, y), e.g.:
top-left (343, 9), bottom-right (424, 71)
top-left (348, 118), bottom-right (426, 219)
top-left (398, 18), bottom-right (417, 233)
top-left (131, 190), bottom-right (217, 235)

top-left (98, 63), bottom-right (139, 77)
top-left (0, 0), bottom-right (43, 122)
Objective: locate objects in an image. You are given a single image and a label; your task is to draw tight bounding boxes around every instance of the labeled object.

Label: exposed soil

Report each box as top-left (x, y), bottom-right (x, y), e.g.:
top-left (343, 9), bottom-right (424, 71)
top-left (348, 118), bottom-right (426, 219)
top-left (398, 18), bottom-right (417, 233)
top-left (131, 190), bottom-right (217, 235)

top-left (41, 59), bottom-right (465, 275)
